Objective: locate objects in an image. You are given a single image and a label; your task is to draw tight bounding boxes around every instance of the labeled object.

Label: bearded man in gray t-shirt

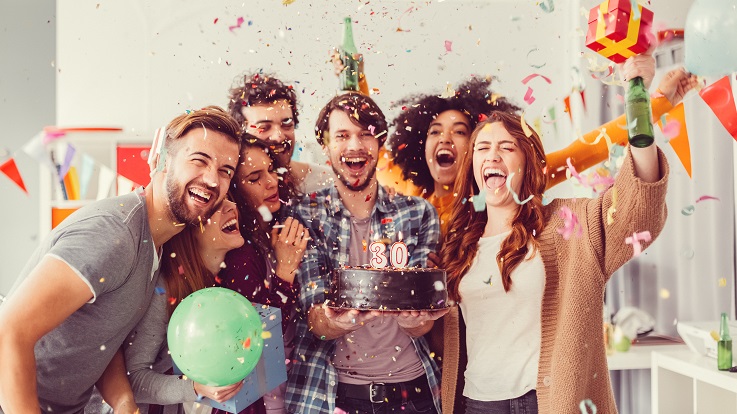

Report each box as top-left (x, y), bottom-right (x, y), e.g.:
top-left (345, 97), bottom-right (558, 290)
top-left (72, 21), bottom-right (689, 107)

top-left (0, 106), bottom-right (241, 414)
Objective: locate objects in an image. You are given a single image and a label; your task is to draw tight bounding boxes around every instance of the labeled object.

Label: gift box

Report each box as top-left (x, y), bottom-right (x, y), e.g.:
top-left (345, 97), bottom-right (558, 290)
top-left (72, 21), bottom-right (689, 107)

top-left (585, 0), bottom-right (653, 63)
top-left (175, 305), bottom-right (287, 413)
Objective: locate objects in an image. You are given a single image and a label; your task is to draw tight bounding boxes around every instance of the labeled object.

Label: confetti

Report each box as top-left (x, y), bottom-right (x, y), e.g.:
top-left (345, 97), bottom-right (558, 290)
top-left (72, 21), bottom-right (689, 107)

top-left (606, 188), bottom-right (617, 225)
top-left (711, 330), bottom-right (720, 341)
top-left (557, 206), bottom-right (582, 240)
top-left (242, 338), bottom-right (251, 349)
top-left (526, 48), bottom-right (546, 69)
top-left (229, 17), bottom-right (245, 33)
top-left (695, 195), bottom-right (720, 203)
top-left (661, 119), bottom-right (681, 142)
top-left (282, 0), bottom-right (296, 4)
top-left (100, 345), bottom-right (106, 351)
top-left (154, 286), bottom-right (166, 295)
top-left (521, 73), bottom-right (552, 85)
top-left (625, 231), bottom-right (652, 258)
top-left (719, 278), bottom-right (728, 287)
top-left (258, 205), bottom-right (273, 222)
top-left (506, 172), bottom-right (534, 205)
top-left (520, 113), bottom-right (533, 137)
top-left (444, 40), bottom-right (453, 53)
top-left (472, 189), bottom-right (487, 211)
top-left (660, 288), bottom-right (670, 299)
top-left (579, 398), bottom-right (597, 414)
top-left (681, 205), bottom-right (695, 216)
top-left (261, 331), bottom-right (273, 339)
top-left (523, 87), bottom-right (536, 105)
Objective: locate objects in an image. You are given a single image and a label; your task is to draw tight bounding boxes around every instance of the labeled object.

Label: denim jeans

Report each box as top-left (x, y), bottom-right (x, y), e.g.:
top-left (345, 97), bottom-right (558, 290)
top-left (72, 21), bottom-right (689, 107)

top-left (336, 394), bottom-right (437, 414)
top-left (465, 390), bottom-right (538, 414)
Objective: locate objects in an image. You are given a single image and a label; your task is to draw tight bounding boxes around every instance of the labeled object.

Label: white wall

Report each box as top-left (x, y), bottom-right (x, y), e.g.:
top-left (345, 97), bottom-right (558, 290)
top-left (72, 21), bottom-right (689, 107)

top-left (0, 0), bottom-right (55, 296)
top-left (55, 0), bottom-right (581, 152)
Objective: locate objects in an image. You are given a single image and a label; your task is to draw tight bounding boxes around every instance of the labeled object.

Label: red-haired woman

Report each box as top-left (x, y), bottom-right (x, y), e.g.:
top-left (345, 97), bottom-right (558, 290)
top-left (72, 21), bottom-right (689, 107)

top-left (439, 67), bottom-right (697, 413)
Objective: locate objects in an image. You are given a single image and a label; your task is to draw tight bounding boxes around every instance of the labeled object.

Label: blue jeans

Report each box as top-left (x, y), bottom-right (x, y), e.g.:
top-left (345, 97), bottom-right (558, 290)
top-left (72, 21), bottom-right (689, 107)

top-left (465, 390), bottom-right (538, 414)
top-left (336, 394), bottom-right (436, 414)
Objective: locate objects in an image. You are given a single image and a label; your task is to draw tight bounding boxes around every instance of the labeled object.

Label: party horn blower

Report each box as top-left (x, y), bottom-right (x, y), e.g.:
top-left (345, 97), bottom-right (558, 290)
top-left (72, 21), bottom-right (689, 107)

top-left (586, 0), bottom-right (655, 148)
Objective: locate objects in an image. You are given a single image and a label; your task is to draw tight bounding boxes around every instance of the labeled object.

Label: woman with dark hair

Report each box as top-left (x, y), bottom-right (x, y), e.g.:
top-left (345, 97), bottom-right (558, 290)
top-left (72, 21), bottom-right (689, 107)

top-left (381, 62), bottom-right (681, 235)
top-left (217, 136), bottom-right (309, 414)
top-left (439, 67), bottom-right (697, 414)
top-left (123, 137), bottom-right (308, 414)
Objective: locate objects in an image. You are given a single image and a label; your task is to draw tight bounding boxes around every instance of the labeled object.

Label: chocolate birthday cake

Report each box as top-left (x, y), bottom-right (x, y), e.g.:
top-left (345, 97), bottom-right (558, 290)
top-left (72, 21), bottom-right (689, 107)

top-left (328, 267), bottom-right (449, 311)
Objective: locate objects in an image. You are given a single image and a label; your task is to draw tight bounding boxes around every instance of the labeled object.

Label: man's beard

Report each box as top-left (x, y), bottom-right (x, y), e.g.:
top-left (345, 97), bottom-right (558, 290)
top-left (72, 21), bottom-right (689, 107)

top-left (332, 158), bottom-right (377, 192)
top-left (165, 175), bottom-right (218, 226)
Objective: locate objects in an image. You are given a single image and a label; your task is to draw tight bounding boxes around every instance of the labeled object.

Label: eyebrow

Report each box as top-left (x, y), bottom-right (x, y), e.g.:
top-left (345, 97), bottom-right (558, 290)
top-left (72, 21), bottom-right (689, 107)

top-left (252, 117), bottom-right (293, 124)
top-left (190, 151), bottom-right (236, 172)
top-left (476, 139), bottom-right (518, 146)
top-left (429, 121), bottom-right (470, 128)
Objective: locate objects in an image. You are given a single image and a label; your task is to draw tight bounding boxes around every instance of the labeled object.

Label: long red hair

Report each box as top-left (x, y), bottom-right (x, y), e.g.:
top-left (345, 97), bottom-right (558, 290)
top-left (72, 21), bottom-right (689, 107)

top-left (442, 111), bottom-right (547, 301)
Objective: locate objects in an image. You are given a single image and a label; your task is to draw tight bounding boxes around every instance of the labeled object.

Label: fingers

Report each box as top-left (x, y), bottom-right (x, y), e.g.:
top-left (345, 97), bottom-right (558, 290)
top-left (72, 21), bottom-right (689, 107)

top-left (621, 54), bottom-right (656, 89)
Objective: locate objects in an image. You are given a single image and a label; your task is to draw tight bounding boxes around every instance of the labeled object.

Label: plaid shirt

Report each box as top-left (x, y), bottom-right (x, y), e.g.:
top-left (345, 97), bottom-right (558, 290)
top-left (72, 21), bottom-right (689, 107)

top-left (284, 185), bottom-right (441, 414)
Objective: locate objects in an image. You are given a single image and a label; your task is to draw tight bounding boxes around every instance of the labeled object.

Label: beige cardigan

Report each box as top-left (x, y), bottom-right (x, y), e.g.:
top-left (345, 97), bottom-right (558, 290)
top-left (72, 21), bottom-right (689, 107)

top-left (441, 148), bottom-right (669, 413)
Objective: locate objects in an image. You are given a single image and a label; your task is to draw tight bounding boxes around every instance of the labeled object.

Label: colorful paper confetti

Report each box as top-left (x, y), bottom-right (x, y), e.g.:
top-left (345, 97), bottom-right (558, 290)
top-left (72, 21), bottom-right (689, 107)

top-left (625, 231), bottom-right (652, 258)
top-left (557, 206), bottom-right (582, 240)
top-left (506, 172), bottom-right (534, 205)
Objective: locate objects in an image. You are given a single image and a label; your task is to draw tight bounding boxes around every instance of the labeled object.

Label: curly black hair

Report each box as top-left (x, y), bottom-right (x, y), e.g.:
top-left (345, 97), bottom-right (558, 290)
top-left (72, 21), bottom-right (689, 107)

top-left (387, 77), bottom-right (520, 194)
top-left (227, 71), bottom-right (300, 130)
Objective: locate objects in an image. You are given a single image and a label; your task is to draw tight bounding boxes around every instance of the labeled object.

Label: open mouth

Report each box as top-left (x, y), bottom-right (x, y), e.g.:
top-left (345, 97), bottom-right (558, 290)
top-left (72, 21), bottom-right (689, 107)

top-left (483, 167), bottom-right (507, 189)
top-left (265, 192), bottom-right (280, 203)
top-left (270, 140), bottom-right (291, 155)
top-left (220, 218), bottom-right (239, 234)
top-left (436, 149), bottom-right (456, 168)
top-left (341, 156), bottom-right (368, 172)
top-left (188, 187), bottom-right (212, 204)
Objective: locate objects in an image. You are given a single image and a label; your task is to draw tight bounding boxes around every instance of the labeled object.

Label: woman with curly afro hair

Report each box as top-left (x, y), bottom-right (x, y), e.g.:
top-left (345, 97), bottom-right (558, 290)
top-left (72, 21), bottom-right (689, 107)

top-left (378, 71), bottom-right (679, 235)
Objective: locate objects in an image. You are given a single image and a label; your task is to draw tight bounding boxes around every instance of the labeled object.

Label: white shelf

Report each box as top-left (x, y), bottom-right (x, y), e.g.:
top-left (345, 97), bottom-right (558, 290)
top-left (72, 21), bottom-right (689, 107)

top-left (652, 349), bottom-right (737, 413)
top-left (607, 343), bottom-right (689, 371)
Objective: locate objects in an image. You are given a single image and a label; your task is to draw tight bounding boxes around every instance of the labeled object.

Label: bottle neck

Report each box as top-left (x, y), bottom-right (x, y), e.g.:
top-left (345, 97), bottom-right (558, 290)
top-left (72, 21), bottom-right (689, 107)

top-left (721, 313), bottom-right (732, 340)
top-left (628, 76), bottom-right (645, 90)
top-left (342, 18), bottom-right (357, 54)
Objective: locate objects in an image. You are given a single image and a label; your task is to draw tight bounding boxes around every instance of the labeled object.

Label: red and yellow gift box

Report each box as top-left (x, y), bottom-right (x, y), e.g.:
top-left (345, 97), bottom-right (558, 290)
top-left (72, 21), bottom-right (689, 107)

top-left (586, 0), bottom-right (653, 63)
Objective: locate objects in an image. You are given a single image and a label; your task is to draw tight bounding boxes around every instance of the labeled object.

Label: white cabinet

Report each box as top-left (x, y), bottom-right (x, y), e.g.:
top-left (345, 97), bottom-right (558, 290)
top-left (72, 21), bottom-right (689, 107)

top-left (652, 350), bottom-right (737, 413)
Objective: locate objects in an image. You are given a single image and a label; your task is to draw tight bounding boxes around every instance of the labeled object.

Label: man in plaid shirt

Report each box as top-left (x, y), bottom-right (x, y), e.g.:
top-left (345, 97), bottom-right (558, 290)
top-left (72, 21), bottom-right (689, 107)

top-left (285, 92), bottom-right (447, 414)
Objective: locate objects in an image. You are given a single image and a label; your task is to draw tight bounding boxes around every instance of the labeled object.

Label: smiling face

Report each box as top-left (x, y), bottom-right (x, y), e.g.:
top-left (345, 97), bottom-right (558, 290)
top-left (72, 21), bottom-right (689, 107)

top-left (193, 198), bottom-right (244, 253)
top-left (325, 109), bottom-right (379, 192)
top-left (472, 122), bottom-right (526, 210)
top-left (241, 99), bottom-right (296, 166)
top-left (165, 128), bottom-right (239, 225)
top-left (424, 109), bottom-right (472, 194)
top-left (233, 146), bottom-right (281, 214)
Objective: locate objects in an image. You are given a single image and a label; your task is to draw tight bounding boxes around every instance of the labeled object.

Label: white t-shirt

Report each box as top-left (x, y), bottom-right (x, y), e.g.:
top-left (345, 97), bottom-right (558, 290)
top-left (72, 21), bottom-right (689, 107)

top-left (458, 231), bottom-right (545, 401)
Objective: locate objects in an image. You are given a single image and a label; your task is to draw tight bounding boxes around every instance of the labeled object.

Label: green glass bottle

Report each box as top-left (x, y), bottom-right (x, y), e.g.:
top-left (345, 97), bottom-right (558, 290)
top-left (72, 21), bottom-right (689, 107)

top-left (624, 77), bottom-right (655, 148)
top-left (718, 312), bottom-right (733, 370)
top-left (339, 17), bottom-right (359, 92)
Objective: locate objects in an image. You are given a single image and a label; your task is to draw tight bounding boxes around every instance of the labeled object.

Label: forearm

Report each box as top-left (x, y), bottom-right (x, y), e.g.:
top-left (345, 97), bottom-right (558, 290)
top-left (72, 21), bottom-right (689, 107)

top-left (0, 334), bottom-right (42, 413)
top-left (96, 348), bottom-right (136, 410)
top-left (308, 306), bottom-right (351, 341)
top-left (545, 95), bottom-right (673, 189)
top-left (629, 144), bottom-right (661, 182)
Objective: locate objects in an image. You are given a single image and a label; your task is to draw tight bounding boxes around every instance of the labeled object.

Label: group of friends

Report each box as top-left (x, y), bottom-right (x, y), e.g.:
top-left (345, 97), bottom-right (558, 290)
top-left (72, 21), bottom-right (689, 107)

top-left (0, 51), bottom-right (698, 414)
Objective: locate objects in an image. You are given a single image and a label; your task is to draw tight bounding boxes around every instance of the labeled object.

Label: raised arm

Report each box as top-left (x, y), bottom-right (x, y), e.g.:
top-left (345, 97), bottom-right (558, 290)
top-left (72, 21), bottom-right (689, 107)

top-left (0, 256), bottom-right (94, 412)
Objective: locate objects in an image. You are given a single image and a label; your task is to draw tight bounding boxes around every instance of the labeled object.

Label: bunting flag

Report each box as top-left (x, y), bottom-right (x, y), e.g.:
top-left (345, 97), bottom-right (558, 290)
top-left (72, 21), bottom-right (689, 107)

top-left (657, 102), bottom-right (692, 178)
top-left (116, 175), bottom-right (135, 196)
top-left (79, 153), bottom-right (95, 199)
top-left (21, 132), bottom-right (56, 173)
top-left (0, 158), bottom-right (28, 194)
top-left (564, 95), bottom-right (573, 122)
top-left (699, 75), bottom-right (737, 141)
top-left (96, 165), bottom-right (116, 201)
top-left (59, 143), bottom-right (76, 178)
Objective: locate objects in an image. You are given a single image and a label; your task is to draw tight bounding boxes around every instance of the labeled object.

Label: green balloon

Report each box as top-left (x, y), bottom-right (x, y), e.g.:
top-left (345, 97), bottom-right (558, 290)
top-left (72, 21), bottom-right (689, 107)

top-left (167, 287), bottom-right (264, 386)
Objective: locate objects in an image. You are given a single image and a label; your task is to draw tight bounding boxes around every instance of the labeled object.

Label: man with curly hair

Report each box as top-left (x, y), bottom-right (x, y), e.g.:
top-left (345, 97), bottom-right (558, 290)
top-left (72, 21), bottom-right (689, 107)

top-left (228, 71), bottom-right (334, 193)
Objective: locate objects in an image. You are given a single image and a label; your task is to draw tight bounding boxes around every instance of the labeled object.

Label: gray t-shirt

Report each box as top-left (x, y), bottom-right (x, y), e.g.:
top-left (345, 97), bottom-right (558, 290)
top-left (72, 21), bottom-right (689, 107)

top-left (332, 217), bottom-right (425, 385)
top-left (11, 189), bottom-right (159, 413)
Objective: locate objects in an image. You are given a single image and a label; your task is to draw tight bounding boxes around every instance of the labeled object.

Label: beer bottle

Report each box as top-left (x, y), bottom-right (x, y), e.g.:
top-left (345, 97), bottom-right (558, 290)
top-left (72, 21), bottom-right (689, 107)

top-left (339, 17), bottom-right (359, 92)
top-left (718, 312), bottom-right (733, 370)
top-left (624, 76), bottom-right (655, 148)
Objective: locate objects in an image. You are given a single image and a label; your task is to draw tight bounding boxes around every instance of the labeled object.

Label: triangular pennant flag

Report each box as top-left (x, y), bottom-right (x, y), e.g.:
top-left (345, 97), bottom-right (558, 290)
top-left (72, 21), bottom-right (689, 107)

top-left (657, 102), bottom-right (692, 178)
top-left (699, 75), bottom-right (737, 141)
top-left (59, 143), bottom-right (76, 178)
top-left (21, 132), bottom-right (57, 173)
top-left (0, 157), bottom-right (28, 194)
top-left (580, 90), bottom-right (587, 112)
top-left (116, 175), bottom-right (135, 196)
top-left (79, 153), bottom-right (95, 199)
top-left (96, 165), bottom-right (115, 200)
